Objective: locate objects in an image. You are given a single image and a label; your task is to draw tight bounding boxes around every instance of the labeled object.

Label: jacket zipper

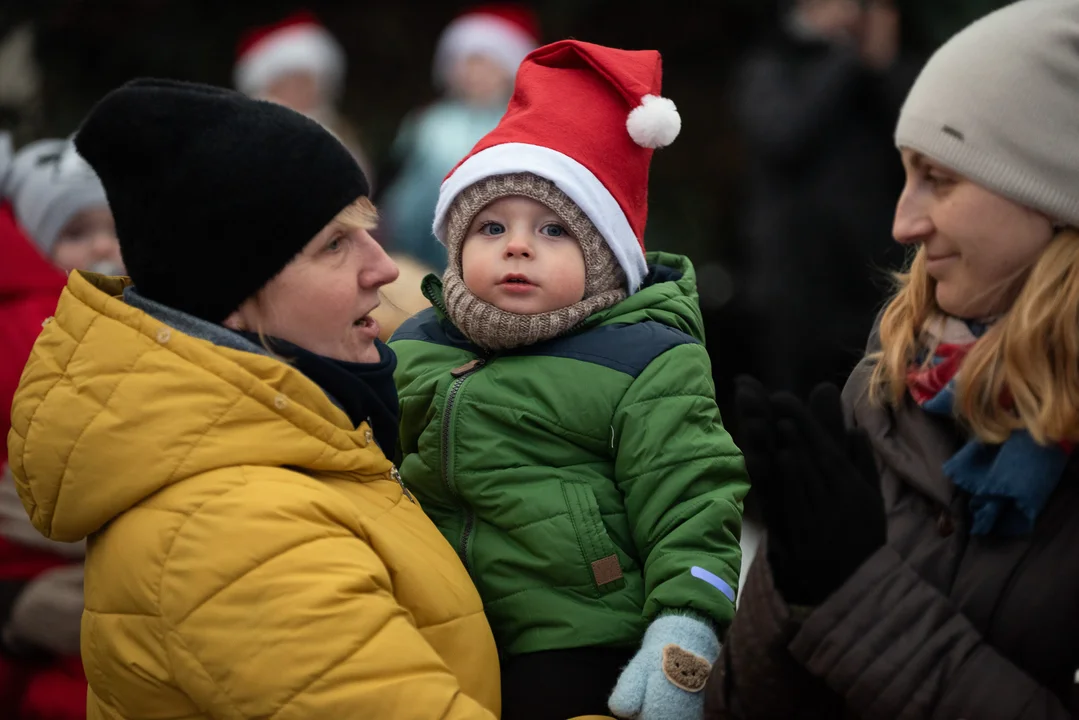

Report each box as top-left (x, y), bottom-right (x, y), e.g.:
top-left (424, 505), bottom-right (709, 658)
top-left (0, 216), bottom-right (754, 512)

top-left (391, 466), bottom-right (414, 503)
top-left (442, 357), bottom-right (486, 568)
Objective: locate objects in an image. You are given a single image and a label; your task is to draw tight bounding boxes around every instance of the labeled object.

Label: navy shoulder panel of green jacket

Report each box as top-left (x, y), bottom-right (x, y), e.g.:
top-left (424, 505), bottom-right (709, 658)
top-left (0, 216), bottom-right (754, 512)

top-left (392, 307), bottom-right (697, 379)
top-left (392, 306), bottom-right (476, 351)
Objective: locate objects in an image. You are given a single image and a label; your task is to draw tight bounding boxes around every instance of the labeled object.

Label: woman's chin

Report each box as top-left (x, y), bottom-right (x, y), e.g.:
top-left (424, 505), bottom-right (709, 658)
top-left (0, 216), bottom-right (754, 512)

top-left (935, 283), bottom-right (1010, 320)
top-left (354, 344), bottom-right (381, 364)
top-left (341, 337), bottom-right (380, 364)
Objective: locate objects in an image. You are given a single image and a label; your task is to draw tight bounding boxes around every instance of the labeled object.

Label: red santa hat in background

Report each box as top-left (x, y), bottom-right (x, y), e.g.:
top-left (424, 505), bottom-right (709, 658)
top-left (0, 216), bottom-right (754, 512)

top-left (433, 4), bottom-right (540, 89)
top-left (432, 39), bottom-right (681, 293)
top-left (233, 11), bottom-right (346, 99)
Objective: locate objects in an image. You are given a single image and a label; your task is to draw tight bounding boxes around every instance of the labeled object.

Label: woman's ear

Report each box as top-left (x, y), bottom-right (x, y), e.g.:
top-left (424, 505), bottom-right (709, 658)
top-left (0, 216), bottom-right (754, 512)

top-left (222, 309), bottom-right (246, 331)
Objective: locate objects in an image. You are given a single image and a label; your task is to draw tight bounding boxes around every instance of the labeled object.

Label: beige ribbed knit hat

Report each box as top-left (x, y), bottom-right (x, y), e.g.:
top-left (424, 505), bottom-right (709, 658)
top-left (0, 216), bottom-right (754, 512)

top-left (895, 0), bottom-right (1079, 226)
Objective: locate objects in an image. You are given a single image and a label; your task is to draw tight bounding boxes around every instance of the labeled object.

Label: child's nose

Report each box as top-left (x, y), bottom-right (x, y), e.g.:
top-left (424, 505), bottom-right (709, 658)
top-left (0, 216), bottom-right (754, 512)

top-left (92, 232), bottom-right (120, 258)
top-left (503, 231), bottom-right (533, 258)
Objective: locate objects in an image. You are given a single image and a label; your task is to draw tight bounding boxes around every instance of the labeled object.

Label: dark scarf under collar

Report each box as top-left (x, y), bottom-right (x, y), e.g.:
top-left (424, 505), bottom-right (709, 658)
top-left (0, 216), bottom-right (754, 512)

top-left (239, 333), bottom-right (400, 454)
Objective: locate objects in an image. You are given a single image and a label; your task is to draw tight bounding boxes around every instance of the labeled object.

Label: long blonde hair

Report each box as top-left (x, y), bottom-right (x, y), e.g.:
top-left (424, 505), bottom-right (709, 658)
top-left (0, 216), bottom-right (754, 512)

top-left (870, 229), bottom-right (1079, 445)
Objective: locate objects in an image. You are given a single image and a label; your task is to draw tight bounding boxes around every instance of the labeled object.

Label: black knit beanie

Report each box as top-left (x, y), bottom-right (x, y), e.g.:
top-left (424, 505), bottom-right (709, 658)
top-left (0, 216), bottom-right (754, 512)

top-left (73, 78), bottom-right (369, 322)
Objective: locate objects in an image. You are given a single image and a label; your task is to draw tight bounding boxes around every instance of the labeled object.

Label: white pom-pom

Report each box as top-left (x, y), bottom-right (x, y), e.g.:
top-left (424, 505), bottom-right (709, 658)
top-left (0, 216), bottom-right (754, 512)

top-left (626, 94), bottom-right (681, 149)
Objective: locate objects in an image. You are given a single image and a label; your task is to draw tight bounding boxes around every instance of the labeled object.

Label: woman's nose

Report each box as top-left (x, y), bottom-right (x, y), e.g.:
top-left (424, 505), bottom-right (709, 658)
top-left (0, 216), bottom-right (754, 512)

top-left (893, 191), bottom-right (934, 245)
top-left (366, 237), bottom-right (400, 288)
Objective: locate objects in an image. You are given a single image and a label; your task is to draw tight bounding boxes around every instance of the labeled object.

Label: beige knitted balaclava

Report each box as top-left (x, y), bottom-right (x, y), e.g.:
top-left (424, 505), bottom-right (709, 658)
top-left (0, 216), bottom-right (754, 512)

top-left (442, 172), bottom-right (626, 351)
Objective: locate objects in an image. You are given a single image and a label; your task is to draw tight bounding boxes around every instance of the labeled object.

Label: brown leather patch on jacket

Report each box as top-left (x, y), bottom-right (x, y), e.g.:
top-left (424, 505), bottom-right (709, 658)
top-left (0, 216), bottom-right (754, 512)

top-left (663, 644), bottom-right (711, 692)
top-left (591, 554), bottom-right (623, 586)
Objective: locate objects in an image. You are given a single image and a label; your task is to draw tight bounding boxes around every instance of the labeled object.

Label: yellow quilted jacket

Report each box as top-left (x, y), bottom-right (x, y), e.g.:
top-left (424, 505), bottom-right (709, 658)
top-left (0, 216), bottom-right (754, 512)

top-left (6, 272), bottom-right (501, 720)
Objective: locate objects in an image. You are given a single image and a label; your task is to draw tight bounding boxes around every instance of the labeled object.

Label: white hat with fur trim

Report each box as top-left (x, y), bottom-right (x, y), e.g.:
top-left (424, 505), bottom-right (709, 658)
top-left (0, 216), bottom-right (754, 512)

top-left (432, 4), bottom-right (540, 89)
top-left (233, 10), bottom-right (346, 99)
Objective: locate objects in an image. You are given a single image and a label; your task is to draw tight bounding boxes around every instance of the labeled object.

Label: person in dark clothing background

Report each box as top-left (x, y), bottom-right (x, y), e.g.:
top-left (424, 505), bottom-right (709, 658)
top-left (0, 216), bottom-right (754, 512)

top-left (736, 0), bottom-right (916, 397)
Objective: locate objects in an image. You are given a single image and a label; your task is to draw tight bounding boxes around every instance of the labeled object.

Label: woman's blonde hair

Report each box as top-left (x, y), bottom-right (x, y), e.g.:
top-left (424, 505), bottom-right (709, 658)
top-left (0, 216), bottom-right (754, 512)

top-left (335, 196), bottom-right (379, 231)
top-left (870, 228), bottom-right (1079, 445)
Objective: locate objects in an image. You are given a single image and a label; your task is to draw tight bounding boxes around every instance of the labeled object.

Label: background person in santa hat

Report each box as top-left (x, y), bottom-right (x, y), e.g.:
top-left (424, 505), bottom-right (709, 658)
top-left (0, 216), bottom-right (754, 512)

top-left (233, 9), bottom-right (436, 342)
top-left (379, 3), bottom-right (539, 273)
top-left (233, 9), bottom-right (375, 184)
top-left (391, 39), bottom-right (747, 720)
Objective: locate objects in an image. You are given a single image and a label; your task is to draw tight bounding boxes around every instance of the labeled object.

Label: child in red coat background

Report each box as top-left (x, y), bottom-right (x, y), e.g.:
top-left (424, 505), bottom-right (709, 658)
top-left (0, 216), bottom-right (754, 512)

top-left (0, 133), bottom-right (98, 720)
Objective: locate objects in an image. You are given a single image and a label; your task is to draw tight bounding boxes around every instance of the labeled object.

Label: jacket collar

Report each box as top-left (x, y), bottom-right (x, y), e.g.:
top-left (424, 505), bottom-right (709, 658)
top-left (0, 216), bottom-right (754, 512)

top-left (843, 332), bottom-right (963, 508)
top-left (122, 286), bottom-right (267, 356)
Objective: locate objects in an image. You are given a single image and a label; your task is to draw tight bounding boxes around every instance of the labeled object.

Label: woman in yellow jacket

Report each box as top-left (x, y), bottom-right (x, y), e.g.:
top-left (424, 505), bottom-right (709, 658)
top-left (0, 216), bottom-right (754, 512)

top-left (5, 79), bottom-right (502, 719)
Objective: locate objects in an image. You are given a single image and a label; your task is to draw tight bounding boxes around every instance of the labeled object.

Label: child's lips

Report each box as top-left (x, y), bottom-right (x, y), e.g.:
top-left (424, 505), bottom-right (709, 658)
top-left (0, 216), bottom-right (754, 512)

top-left (500, 272), bottom-right (534, 284)
top-left (498, 281), bottom-right (537, 294)
top-left (498, 273), bottom-right (537, 292)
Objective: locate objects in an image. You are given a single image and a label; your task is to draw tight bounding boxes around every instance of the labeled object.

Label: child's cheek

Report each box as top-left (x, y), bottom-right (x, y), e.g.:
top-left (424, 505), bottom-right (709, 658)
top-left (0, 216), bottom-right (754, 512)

top-left (459, 236), bottom-right (485, 292)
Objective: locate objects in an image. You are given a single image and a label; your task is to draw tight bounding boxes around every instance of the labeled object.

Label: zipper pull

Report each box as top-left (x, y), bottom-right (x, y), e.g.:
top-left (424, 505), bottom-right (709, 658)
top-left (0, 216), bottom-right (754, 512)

top-left (391, 466), bottom-right (416, 503)
top-left (451, 358), bottom-right (486, 377)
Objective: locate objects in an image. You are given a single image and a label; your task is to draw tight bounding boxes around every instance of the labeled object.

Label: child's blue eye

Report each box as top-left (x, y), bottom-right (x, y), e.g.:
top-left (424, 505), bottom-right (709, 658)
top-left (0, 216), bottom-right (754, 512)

top-left (480, 221), bottom-right (505, 235)
top-left (541, 224), bottom-right (567, 238)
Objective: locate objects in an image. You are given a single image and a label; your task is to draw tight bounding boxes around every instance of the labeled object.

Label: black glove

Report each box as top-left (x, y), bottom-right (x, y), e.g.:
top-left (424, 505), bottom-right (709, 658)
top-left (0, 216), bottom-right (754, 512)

top-left (731, 375), bottom-right (778, 510)
top-left (734, 378), bottom-right (886, 606)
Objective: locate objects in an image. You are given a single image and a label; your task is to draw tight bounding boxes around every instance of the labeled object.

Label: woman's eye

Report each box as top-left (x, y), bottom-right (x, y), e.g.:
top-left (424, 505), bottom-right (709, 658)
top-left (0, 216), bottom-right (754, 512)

top-left (326, 236), bottom-right (344, 252)
top-left (541, 224), bottom-right (566, 238)
top-left (480, 221), bottom-right (505, 235)
top-left (926, 170), bottom-right (954, 189)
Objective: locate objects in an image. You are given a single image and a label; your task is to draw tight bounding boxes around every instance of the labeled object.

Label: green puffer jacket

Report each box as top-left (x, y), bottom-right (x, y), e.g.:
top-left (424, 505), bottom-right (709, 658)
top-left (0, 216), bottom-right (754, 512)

top-left (390, 252), bottom-right (747, 656)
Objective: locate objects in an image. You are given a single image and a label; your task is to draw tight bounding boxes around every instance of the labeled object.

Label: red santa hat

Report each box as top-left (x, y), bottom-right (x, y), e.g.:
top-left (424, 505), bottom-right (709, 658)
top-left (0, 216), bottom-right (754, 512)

top-left (233, 11), bottom-right (346, 98)
top-left (433, 4), bottom-right (540, 89)
top-left (432, 39), bottom-right (681, 293)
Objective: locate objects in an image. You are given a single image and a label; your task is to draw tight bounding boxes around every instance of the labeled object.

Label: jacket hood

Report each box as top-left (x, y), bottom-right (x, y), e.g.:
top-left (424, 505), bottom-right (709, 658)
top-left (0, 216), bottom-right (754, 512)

top-left (590, 251), bottom-right (705, 342)
top-left (7, 271), bottom-right (390, 542)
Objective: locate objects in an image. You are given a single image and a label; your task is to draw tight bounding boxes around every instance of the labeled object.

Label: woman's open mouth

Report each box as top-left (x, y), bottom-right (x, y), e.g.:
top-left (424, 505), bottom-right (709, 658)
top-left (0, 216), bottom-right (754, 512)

top-left (352, 314), bottom-right (380, 339)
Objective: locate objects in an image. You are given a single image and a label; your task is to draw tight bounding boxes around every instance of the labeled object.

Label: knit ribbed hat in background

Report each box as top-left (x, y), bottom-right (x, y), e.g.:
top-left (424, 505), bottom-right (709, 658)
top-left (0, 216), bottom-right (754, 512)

top-left (895, 0), bottom-right (1079, 227)
top-left (233, 10), bottom-right (346, 100)
top-left (0, 132), bottom-right (109, 256)
top-left (73, 78), bottom-right (369, 324)
top-left (432, 4), bottom-right (540, 90)
top-left (434, 39), bottom-right (681, 294)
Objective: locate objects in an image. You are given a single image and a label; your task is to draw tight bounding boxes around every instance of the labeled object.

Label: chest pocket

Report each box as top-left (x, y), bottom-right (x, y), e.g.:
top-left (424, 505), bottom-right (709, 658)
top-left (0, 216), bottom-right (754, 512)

top-left (562, 480), bottom-right (625, 595)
